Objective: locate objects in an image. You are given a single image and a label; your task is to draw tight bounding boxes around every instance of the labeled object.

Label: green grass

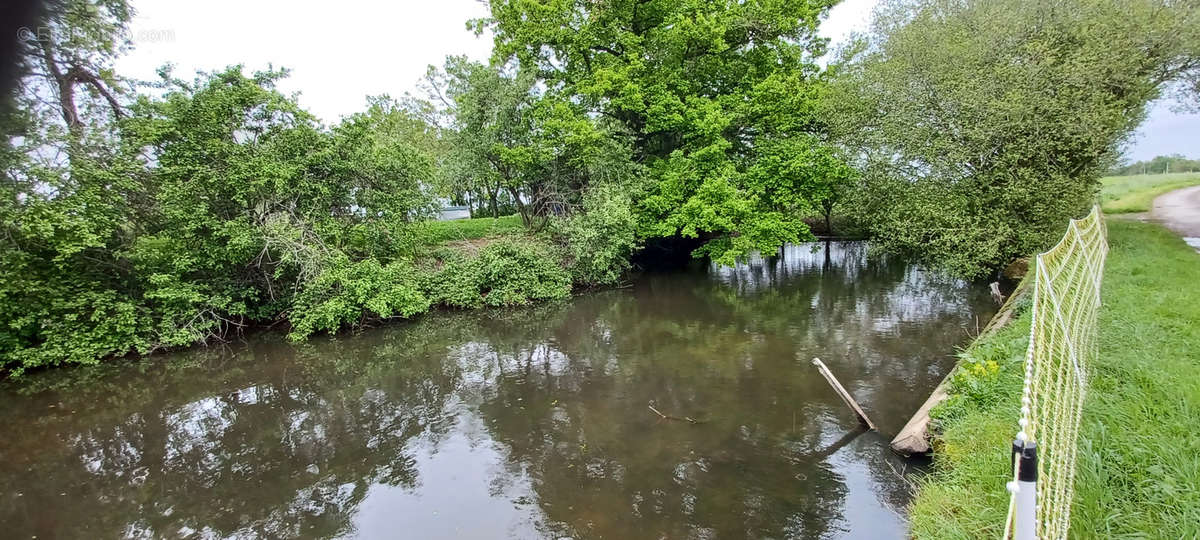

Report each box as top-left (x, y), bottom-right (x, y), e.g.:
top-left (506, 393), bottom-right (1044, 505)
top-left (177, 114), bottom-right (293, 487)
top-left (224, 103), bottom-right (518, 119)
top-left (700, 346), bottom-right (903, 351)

top-left (415, 214), bottom-right (524, 245)
top-left (1099, 173), bottom-right (1200, 214)
top-left (910, 220), bottom-right (1200, 538)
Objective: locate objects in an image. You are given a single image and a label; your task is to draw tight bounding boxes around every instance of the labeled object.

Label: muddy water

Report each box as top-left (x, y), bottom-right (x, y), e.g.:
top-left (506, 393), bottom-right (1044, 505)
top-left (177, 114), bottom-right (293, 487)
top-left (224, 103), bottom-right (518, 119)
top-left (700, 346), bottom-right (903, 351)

top-left (0, 242), bottom-right (995, 539)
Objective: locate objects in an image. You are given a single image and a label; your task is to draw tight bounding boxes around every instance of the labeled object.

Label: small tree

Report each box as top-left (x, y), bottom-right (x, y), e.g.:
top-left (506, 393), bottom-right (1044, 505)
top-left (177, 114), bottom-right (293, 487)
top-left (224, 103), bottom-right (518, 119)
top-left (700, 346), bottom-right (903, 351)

top-left (433, 57), bottom-right (629, 230)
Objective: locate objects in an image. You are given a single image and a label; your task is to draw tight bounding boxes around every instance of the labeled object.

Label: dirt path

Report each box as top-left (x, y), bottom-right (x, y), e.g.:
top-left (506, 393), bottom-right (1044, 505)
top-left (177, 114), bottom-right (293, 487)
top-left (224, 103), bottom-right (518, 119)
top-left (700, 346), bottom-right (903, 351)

top-left (1149, 185), bottom-right (1200, 250)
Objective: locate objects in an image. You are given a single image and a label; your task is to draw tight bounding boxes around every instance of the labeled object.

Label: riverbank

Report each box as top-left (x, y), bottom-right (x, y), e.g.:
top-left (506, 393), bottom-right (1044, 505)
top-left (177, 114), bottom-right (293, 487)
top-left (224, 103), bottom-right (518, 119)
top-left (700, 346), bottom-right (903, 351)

top-left (0, 214), bottom-right (571, 377)
top-left (908, 218), bottom-right (1200, 538)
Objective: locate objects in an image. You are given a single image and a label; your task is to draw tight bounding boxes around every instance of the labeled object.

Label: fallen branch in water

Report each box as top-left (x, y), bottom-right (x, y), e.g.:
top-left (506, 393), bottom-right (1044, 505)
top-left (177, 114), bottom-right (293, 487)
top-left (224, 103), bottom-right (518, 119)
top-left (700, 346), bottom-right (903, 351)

top-left (648, 403), bottom-right (705, 424)
top-left (810, 357), bottom-right (877, 431)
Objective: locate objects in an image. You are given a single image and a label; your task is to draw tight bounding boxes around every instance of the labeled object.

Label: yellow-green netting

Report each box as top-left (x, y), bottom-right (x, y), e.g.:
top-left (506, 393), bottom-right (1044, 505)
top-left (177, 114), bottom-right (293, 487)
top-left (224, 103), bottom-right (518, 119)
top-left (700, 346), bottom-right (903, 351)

top-left (1004, 206), bottom-right (1108, 540)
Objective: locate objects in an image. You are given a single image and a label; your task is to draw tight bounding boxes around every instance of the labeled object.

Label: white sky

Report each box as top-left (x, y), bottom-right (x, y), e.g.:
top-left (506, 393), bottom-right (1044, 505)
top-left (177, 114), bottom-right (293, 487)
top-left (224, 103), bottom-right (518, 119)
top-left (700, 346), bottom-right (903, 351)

top-left (118, 0), bottom-right (1196, 162)
top-left (116, 0), bottom-right (495, 124)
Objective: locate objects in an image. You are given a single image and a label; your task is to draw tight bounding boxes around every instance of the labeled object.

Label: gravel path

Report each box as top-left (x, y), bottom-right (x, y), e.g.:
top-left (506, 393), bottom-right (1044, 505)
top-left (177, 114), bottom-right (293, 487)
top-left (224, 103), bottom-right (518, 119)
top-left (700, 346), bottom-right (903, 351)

top-left (1150, 185), bottom-right (1200, 250)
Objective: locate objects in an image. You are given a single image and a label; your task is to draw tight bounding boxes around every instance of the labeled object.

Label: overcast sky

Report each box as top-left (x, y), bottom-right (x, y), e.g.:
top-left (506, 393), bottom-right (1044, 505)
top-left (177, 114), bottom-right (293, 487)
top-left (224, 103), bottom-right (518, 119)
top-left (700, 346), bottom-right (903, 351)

top-left (117, 0), bottom-right (1197, 163)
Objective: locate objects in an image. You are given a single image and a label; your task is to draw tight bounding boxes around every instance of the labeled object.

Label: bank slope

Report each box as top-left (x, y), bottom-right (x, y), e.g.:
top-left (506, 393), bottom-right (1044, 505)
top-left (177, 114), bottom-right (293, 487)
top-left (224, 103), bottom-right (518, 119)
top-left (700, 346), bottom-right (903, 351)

top-left (909, 220), bottom-right (1200, 539)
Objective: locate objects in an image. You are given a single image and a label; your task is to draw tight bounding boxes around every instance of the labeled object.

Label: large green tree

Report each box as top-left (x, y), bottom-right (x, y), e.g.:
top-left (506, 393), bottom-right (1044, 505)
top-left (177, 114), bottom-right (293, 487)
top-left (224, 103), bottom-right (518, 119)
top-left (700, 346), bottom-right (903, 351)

top-left (827, 0), bottom-right (1200, 277)
top-left (476, 0), bottom-right (841, 264)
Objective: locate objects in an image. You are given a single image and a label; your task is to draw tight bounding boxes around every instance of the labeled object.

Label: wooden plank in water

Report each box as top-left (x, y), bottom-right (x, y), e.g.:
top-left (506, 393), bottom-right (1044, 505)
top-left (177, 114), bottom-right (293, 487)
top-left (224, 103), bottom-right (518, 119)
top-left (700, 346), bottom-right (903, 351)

top-left (811, 357), bottom-right (877, 431)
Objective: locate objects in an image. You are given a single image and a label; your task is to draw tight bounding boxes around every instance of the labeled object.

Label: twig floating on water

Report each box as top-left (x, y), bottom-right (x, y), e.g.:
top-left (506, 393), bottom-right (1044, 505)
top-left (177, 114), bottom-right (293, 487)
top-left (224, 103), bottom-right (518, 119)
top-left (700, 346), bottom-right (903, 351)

top-left (647, 403), bottom-right (705, 424)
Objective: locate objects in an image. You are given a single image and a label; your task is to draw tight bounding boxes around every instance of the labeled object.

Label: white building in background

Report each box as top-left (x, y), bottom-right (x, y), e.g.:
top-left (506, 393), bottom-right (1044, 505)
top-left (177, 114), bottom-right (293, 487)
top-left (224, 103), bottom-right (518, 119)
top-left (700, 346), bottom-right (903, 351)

top-left (437, 205), bottom-right (471, 221)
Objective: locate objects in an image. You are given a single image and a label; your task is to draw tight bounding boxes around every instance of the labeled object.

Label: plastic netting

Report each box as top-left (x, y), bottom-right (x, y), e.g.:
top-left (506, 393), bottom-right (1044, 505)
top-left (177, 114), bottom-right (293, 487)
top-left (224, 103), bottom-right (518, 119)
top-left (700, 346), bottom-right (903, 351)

top-left (1004, 206), bottom-right (1108, 540)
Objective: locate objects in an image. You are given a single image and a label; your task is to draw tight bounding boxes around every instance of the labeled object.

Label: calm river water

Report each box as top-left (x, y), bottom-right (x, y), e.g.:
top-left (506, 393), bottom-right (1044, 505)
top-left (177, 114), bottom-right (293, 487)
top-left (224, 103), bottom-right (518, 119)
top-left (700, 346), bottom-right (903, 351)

top-left (0, 242), bottom-right (995, 539)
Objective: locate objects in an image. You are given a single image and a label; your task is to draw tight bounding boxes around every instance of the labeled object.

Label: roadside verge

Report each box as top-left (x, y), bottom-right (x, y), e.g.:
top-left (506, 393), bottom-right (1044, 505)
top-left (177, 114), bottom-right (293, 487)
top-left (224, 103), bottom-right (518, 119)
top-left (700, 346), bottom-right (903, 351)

top-left (909, 219), bottom-right (1200, 538)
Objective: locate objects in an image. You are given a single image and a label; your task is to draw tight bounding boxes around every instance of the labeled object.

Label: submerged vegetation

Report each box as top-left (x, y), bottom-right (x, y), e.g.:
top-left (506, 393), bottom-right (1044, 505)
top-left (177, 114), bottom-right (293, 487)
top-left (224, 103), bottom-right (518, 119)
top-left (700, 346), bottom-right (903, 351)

top-left (910, 220), bottom-right (1200, 538)
top-left (3, 0), bottom-right (1199, 374)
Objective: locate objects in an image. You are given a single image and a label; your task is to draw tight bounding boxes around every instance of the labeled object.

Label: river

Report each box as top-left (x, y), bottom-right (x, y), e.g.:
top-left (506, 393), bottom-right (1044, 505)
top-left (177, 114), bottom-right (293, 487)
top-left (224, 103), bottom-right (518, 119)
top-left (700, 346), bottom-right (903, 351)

top-left (0, 241), bottom-right (996, 539)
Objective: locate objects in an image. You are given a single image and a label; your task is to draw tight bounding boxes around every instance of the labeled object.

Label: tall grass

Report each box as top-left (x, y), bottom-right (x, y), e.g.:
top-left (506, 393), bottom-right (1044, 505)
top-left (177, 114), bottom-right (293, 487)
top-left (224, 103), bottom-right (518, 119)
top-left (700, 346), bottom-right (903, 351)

top-left (1070, 221), bottom-right (1200, 538)
top-left (909, 220), bottom-right (1200, 538)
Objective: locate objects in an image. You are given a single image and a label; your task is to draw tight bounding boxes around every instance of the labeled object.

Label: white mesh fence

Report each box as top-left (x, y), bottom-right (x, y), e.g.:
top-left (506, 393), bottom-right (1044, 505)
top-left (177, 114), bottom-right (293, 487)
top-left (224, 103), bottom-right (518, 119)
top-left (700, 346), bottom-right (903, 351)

top-left (1004, 206), bottom-right (1107, 540)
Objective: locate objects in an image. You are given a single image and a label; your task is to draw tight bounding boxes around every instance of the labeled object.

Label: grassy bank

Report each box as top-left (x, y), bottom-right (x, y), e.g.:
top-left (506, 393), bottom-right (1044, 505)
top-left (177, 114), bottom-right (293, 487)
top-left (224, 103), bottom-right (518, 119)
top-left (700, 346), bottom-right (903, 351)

top-left (415, 214), bottom-right (525, 245)
top-left (909, 220), bottom-right (1200, 538)
top-left (1100, 173), bottom-right (1200, 213)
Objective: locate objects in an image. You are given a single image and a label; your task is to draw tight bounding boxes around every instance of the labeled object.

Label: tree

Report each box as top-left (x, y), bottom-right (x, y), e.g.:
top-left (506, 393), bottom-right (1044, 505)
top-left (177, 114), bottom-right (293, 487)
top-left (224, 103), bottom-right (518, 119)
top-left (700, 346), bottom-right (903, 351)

top-left (0, 64), bottom-right (445, 372)
top-left (476, 0), bottom-right (839, 264)
top-left (745, 136), bottom-right (854, 235)
top-left (436, 57), bottom-right (535, 220)
top-left (326, 97), bottom-right (440, 257)
top-left (826, 0), bottom-right (1200, 277)
top-left (434, 56), bottom-right (633, 229)
top-left (0, 0), bottom-right (148, 372)
top-left (14, 0), bottom-right (131, 147)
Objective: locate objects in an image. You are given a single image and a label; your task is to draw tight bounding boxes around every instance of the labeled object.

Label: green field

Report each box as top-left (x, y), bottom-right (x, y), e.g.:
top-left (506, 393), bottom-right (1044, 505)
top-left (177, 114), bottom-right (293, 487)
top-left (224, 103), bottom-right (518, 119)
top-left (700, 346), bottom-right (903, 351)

top-left (1099, 173), bottom-right (1200, 214)
top-left (909, 220), bottom-right (1200, 538)
top-left (415, 214), bottom-right (525, 245)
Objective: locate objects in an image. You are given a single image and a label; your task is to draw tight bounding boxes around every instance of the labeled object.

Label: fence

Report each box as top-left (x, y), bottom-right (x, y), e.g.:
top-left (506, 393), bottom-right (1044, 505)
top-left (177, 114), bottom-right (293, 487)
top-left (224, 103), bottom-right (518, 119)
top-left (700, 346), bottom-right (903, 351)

top-left (1004, 206), bottom-right (1108, 540)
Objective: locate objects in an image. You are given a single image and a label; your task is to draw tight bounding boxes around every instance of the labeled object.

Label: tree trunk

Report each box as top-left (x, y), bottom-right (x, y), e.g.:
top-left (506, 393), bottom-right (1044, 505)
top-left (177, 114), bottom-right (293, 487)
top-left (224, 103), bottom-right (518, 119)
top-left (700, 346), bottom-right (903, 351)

top-left (822, 199), bottom-right (835, 236)
top-left (38, 37), bottom-right (80, 138)
top-left (507, 186), bottom-right (531, 228)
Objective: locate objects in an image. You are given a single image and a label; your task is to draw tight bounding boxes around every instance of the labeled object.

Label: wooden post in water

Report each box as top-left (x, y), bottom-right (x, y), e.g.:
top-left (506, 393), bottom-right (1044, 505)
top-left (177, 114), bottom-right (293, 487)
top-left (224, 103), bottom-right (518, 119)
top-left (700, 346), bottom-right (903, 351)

top-left (811, 357), bottom-right (877, 431)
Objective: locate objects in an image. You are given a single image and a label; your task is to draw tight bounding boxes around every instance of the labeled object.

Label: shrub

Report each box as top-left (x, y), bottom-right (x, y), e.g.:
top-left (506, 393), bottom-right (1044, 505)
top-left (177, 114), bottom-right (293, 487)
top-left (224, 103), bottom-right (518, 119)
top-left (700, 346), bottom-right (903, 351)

top-left (553, 185), bottom-right (640, 286)
top-left (425, 238), bottom-right (572, 308)
top-left (1, 289), bottom-right (149, 374)
top-left (288, 257), bottom-right (431, 340)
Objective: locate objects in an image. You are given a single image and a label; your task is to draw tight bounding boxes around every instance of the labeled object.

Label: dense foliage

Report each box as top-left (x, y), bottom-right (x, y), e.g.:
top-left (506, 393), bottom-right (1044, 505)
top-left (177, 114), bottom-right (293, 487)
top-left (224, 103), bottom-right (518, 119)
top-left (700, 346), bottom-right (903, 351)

top-left (826, 0), bottom-right (1200, 277)
top-left (0, 13), bottom-right (579, 373)
top-left (475, 0), bottom-right (850, 264)
top-left (433, 56), bottom-right (638, 230)
top-left (4, 0), bottom-right (1200, 373)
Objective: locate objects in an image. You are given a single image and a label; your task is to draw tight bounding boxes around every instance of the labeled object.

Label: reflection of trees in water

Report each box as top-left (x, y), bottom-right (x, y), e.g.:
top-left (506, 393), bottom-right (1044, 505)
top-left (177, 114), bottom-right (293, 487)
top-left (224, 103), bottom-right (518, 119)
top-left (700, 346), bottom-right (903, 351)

top-left (699, 241), bottom-right (995, 428)
top-left (0, 334), bottom-right (463, 539)
top-left (463, 333), bottom-right (854, 539)
top-left (447, 242), bottom-right (991, 537)
top-left (0, 244), bottom-right (991, 539)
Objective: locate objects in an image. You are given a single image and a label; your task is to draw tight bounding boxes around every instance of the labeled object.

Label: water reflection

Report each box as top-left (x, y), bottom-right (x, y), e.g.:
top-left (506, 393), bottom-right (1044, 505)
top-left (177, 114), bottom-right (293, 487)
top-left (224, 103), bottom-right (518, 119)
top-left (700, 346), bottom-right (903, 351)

top-left (0, 242), bottom-right (994, 539)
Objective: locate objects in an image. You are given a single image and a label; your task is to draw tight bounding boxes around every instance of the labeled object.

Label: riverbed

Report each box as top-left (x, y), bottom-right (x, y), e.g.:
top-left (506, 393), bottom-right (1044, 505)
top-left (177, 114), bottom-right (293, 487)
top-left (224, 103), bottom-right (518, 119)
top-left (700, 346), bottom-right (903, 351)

top-left (0, 242), bottom-right (995, 539)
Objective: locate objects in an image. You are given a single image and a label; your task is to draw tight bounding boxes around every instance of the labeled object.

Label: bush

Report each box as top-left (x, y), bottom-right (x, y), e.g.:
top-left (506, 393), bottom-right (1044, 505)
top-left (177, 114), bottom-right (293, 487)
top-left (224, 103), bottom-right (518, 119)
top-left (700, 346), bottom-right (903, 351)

top-left (553, 185), bottom-right (640, 286)
top-left (1, 288), bottom-right (150, 374)
top-left (288, 257), bottom-right (431, 340)
top-left (425, 238), bottom-right (572, 308)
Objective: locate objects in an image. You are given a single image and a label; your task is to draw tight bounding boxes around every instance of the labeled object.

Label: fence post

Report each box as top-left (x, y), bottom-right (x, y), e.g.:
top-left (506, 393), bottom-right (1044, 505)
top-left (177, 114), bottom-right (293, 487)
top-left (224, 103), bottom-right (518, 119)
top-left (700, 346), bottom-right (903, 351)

top-left (1012, 439), bottom-right (1038, 540)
